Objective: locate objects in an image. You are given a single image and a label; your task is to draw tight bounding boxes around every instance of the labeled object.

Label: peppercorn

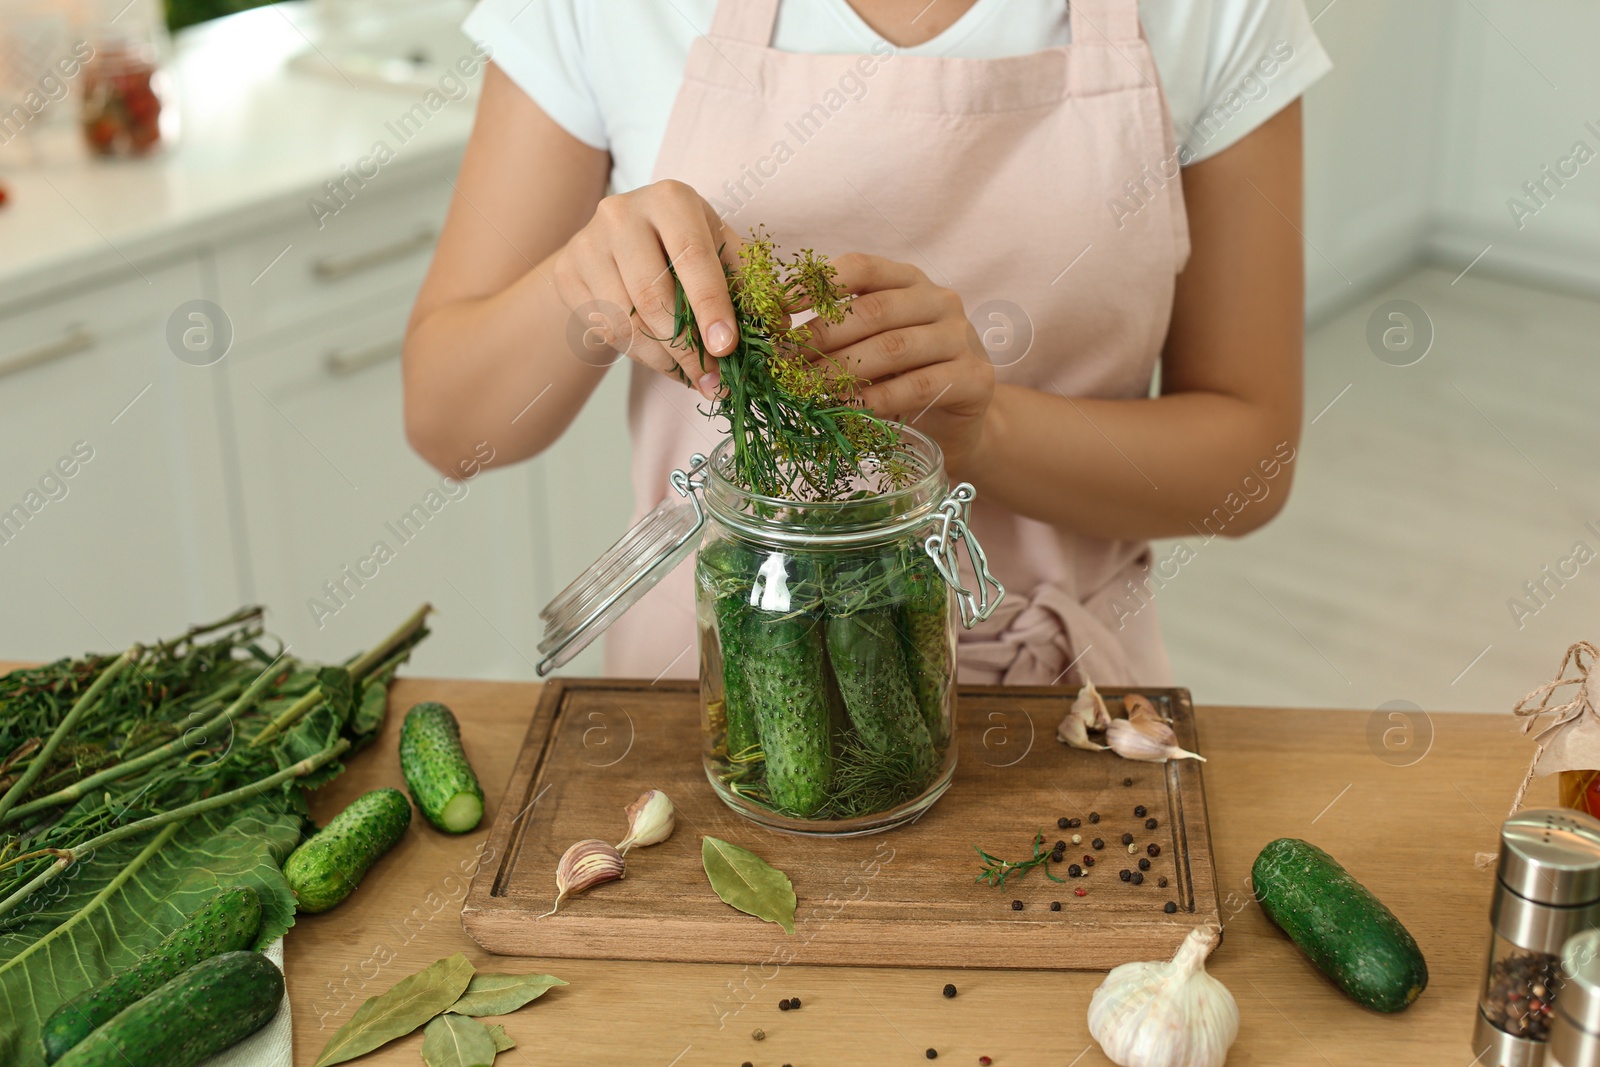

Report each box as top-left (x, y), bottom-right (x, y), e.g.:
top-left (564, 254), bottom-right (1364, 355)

top-left (753, 1029), bottom-right (766, 1041)
top-left (943, 983), bottom-right (957, 998)
top-left (1054, 840), bottom-right (1067, 852)
top-left (1158, 876), bottom-right (1168, 888)
top-left (1123, 777), bottom-right (1133, 786)
top-left (1050, 901), bottom-right (1061, 912)
top-left (1148, 843), bottom-right (1161, 857)
top-left (1068, 817), bottom-right (1081, 828)
top-left (790, 997), bottom-right (802, 1009)
top-left (1146, 817), bottom-right (1158, 830)
top-left (1134, 805), bottom-right (1147, 818)
top-left (1127, 844), bottom-right (1138, 854)
top-left (1075, 887), bottom-right (1088, 896)
top-left (779, 998), bottom-right (791, 1011)
top-left (1164, 901), bottom-right (1178, 913)
top-left (1138, 858), bottom-right (1151, 871)
top-left (1120, 832), bottom-right (1134, 845)
top-left (1092, 838), bottom-right (1104, 850)
top-left (1011, 899), bottom-right (1023, 911)
top-left (1057, 816), bottom-right (1070, 829)
top-left (927, 1050), bottom-right (939, 1060)
top-left (1050, 851), bottom-right (1063, 863)
top-left (1083, 855), bottom-right (1095, 866)
top-left (1130, 871), bottom-right (1144, 885)
top-left (1089, 812), bottom-right (1100, 824)
top-left (743, 1062), bottom-right (754, 1067)
top-left (981, 1058), bottom-right (993, 1066)
top-left (1071, 833), bottom-right (1082, 845)
top-left (1068, 863), bottom-right (1082, 877)
top-left (1119, 869), bottom-right (1132, 882)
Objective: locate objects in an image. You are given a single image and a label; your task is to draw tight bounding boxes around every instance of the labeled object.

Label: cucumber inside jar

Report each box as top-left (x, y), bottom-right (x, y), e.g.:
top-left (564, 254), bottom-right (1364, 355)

top-left (698, 534), bottom-right (955, 825)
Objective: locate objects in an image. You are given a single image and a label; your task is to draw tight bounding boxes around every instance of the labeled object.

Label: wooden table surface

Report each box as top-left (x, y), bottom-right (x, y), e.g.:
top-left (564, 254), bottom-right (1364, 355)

top-left (284, 676), bottom-right (1548, 1066)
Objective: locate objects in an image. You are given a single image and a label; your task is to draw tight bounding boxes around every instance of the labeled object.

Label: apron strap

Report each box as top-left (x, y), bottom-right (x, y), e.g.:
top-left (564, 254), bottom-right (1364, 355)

top-left (709, 0), bottom-right (780, 44)
top-left (1069, 0), bottom-right (1143, 44)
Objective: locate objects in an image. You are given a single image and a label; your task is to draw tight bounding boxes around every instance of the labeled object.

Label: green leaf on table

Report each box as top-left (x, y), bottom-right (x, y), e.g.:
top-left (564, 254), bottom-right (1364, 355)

top-left (484, 1024), bottom-right (516, 1052)
top-left (448, 973), bottom-right (567, 1016)
top-left (315, 952), bottom-right (476, 1067)
top-left (0, 800), bottom-right (300, 1067)
top-left (421, 1013), bottom-right (497, 1067)
top-left (702, 836), bottom-right (796, 934)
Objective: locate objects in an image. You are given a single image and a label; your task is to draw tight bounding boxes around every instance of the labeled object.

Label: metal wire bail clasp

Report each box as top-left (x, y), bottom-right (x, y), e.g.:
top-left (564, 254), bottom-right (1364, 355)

top-left (923, 483), bottom-right (1005, 628)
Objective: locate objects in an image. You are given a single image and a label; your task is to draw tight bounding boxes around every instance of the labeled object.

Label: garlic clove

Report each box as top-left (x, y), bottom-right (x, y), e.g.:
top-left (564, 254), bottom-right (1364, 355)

top-left (538, 839), bottom-right (625, 919)
top-left (1124, 693), bottom-right (1163, 725)
top-left (1057, 706), bottom-right (1109, 751)
top-left (617, 789), bottom-right (675, 854)
top-left (1074, 674), bottom-right (1113, 732)
top-left (1106, 718), bottom-right (1206, 763)
top-left (1089, 925), bottom-right (1238, 1067)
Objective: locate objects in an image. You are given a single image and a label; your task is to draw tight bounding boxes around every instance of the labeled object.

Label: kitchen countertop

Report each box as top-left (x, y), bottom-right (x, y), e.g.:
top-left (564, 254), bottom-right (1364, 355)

top-left (0, 1), bottom-right (474, 307)
top-left (286, 675), bottom-right (1548, 1066)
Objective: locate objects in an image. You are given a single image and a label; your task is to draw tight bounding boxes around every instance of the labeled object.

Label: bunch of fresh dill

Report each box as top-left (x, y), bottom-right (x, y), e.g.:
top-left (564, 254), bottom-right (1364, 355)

top-left (664, 229), bottom-right (905, 501)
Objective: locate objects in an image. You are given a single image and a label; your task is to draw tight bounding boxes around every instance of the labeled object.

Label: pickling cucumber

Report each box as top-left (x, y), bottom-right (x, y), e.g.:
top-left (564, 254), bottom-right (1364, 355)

top-left (283, 787), bottom-right (410, 912)
top-left (1252, 837), bottom-right (1428, 1012)
top-left (399, 701), bottom-right (485, 832)
top-left (896, 552), bottom-right (950, 745)
top-left (53, 951), bottom-right (283, 1067)
top-left (741, 611), bottom-right (833, 817)
top-left (41, 885), bottom-right (263, 1063)
top-left (825, 608), bottom-right (936, 778)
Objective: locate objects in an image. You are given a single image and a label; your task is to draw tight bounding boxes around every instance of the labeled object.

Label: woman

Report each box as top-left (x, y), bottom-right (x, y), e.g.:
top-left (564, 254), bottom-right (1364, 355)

top-left (403, 0), bottom-right (1330, 685)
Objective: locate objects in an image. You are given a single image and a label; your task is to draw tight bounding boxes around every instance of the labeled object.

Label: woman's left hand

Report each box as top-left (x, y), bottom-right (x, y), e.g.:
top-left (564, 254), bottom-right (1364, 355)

top-left (805, 253), bottom-right (995, 474)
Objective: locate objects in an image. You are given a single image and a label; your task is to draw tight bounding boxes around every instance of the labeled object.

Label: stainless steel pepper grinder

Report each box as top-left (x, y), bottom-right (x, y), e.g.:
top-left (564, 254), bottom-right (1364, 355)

top-left (1476, 809), bottom-right (1600, 1067)
top-left (1551, 928), bottom-right (1600, 1067)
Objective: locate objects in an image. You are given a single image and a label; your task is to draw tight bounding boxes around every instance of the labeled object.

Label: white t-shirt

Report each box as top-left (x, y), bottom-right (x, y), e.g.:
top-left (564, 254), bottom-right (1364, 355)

top-left (463, 0), bottom-right (1332, 194)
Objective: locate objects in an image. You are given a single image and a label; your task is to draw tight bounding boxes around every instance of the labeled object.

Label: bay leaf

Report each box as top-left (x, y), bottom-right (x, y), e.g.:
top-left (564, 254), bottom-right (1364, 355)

top-left (485, 1024), bottom-right (516, 1052)
top-left (701, 837), bottom-right (796, 934)
top-left (448, 972), bottom-right (567, 1016)
top-left (315, 953), bottom-right (475, 1067)
top-left (421, 1013), bottom-right (497, 1067)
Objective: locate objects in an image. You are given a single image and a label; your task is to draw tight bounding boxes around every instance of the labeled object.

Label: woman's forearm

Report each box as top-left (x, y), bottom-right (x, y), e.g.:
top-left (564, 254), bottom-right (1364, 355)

top-left (958, 383), bottom-right (1298, 542)
top-left (403, 253), bottom-right (609, 474)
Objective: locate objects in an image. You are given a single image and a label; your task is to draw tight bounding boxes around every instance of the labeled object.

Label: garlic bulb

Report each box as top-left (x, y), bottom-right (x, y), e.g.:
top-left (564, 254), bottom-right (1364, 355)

top-left (1107, 717), bottom-right (1205, 763)
top-left (617, 789), bottom-right (675, 853)
top-left (1088, 926), bottom-right (1239, 1067)
top-left (538, 839), bottom-right (624, 918)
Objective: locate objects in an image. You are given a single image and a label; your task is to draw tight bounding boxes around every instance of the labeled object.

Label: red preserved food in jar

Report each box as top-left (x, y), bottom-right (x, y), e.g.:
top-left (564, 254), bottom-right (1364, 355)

top-left (80, 47), bottom-right (164, 157)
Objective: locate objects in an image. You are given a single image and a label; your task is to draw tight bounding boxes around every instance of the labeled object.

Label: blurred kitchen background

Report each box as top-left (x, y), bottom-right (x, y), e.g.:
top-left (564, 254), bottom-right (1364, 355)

top-left (0, 0), bottom-right (1595, 715)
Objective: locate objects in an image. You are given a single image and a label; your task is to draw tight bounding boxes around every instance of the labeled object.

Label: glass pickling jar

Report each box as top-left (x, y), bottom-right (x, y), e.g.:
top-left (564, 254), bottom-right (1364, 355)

top-left (535, 426), bottom-right (1003, 836)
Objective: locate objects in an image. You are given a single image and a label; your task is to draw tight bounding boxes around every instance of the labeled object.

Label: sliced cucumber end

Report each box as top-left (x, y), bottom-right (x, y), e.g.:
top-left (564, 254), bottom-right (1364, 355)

top-left (439, 793), bottom-right (484, 833)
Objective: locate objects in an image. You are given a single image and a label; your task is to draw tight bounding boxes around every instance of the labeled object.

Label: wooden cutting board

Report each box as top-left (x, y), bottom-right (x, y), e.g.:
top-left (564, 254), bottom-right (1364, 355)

top-left (462, 679), bottom-right (1219, 970)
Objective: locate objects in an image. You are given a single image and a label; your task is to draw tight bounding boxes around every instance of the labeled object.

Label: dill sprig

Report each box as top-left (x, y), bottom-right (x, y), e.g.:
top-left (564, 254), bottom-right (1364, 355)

top-left (974, 831), bottom-right (1067, 888)
top-left (663, 228), bottom-right (906, 501)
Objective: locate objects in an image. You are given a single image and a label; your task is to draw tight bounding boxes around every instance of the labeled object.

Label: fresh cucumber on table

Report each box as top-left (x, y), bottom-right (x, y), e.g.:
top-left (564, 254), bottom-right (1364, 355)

top-left (283, 787), bottom-right (411, 912)
top-left (400, 701), bottom-right (485, 832)
top-left (53, 951), bottom-right (283, 1067)
top-left (1252, 837), bottom-right (1428, 1012)
top-left (40, 885), bottom-right (263, 1063)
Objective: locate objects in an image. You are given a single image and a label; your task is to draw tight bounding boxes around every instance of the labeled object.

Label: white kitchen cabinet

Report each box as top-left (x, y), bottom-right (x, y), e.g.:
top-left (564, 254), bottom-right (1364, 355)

top-left (222, 288), bottom-right (546, 679)
top-left (0, 255), bottom-right (242, 657)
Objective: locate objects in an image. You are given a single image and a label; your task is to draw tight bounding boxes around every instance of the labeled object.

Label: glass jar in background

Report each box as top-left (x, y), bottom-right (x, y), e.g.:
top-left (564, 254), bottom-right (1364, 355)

top-left (79, 0), bottom-right (176, 158)
top-left (1476, 809), bottom-right (1600, 1067)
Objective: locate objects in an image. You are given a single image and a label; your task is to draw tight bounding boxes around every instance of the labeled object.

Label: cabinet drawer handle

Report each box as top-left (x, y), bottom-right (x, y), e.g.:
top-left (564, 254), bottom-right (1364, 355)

top-left (324, 337), bottom-right (403, 376)
top-left (0, 326), bottom-right (95, 379)
top-left (311, 226), bottom-right (437, 281)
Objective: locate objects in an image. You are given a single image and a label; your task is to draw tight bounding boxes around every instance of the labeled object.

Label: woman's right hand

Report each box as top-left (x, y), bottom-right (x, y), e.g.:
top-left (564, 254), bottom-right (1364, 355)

top-left (552, 179), bottom-right (742, 398)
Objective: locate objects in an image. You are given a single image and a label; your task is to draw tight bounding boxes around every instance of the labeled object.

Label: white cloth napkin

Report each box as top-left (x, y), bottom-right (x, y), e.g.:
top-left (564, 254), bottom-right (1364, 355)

top-left (199, 938), bottom-right (293, 1067)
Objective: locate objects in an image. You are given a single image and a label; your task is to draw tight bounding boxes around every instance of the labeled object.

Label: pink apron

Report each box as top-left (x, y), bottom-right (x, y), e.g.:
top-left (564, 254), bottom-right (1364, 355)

top-left (603, 0), bottom-right (1191, 687)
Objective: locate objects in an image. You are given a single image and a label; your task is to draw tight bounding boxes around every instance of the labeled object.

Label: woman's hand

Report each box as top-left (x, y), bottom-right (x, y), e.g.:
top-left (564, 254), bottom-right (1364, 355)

top-left (552, 179), bottom-right (741, 397)
top-left (806, 254), bottom-right (996, 474)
